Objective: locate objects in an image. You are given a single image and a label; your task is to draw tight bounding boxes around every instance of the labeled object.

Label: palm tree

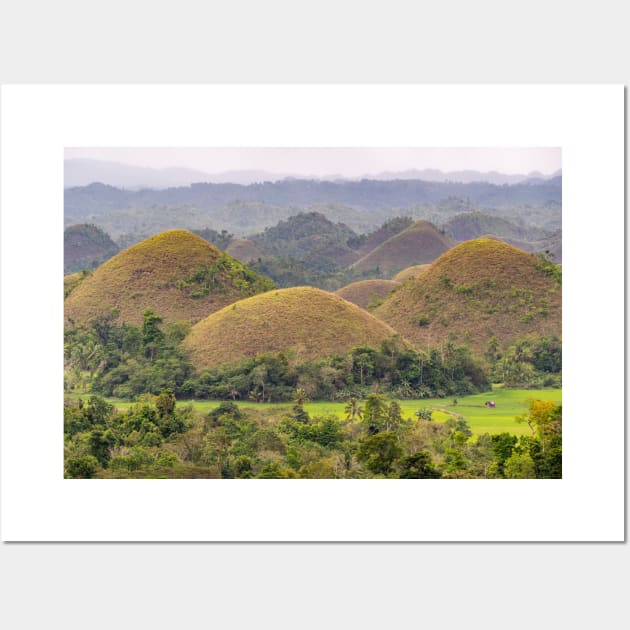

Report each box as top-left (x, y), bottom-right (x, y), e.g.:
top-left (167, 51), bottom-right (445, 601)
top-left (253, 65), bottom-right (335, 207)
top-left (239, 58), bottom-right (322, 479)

top-left (344, 397), bottom-right (363, 421)
top-left (293, 388), bottom-right (309, 406)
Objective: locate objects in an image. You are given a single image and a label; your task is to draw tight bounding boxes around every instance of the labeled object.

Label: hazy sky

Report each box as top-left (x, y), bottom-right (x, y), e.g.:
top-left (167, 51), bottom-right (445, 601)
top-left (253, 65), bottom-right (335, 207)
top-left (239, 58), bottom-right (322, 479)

top-left (65, 147), bottom-right (561, 177)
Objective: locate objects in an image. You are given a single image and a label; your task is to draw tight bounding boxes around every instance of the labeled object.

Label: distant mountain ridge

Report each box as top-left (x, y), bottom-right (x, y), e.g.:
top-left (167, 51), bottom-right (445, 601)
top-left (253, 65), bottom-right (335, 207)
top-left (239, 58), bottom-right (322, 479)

top-left (65, 176), bottom-right (562, 220)
top-left (65, 158), bottom-right (561, 188)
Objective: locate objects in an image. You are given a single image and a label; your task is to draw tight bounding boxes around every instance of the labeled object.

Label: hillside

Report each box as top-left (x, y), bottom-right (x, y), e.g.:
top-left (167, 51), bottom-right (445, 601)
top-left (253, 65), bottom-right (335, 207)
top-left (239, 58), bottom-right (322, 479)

top-left (352, 216), bottom-right (414, 257)
top-left (443, 211), bottom-right (550, 242)
top-left (374, 238), bottom-right (561, 357)
top-left (64, 271), bottom-right (88, 298)
top-left (64, 224), bottom-right (119, 273)
top-left (225, 238), bottom-right (263, 262)
top-left (477, 232), bottom-right (563, 263)
top-left (65, 177), bottom-right (563, 218)
top-left (351, 220), bottom-right (453, 274)
top-left (335, 279), bottom-right (400, 309)
top-left (252, 211), bottom-right (359, 269)
top-left (183, 286), bottom-right (402, 370)
top-left (391, 264), bottom-right (431, 283)
top-left (65, 229), bottom-right (274, 326)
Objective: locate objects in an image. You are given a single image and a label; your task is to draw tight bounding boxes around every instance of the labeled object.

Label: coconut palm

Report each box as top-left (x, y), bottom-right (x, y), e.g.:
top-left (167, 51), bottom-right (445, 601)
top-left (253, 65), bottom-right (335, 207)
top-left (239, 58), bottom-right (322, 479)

top-left (344, 397), bottom-right (363, 421)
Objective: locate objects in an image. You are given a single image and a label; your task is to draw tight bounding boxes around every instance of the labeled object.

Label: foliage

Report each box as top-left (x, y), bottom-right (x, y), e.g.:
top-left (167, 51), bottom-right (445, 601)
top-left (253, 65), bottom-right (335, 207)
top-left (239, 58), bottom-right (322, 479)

top-left (176, 254), bottom-right (274, 299)
top-left (193, 227), bottom-right (233, 250)
top-left (65, 455), bottom-right (100, 479)
top-left (65, 389), bottom-right (561, 479)
top-left (535, 252), bottom-right (562, 284)
top-left (356, 432), bottom-right (403, 475)
top-left (64, 392), bottom-right (194, 478)
top-left (489, 336), bottom-right (561, 388)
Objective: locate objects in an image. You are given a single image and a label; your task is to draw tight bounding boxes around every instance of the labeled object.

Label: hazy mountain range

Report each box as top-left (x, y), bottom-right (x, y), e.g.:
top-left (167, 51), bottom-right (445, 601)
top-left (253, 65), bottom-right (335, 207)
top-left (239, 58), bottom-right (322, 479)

top-left (65, 158), bottom-right (562, 189)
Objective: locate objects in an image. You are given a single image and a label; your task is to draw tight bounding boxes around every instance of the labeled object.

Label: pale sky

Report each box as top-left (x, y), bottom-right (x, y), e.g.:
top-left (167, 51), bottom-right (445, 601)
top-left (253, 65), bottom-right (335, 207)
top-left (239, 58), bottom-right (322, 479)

top-left (65, 147), bottom-right (561, 177)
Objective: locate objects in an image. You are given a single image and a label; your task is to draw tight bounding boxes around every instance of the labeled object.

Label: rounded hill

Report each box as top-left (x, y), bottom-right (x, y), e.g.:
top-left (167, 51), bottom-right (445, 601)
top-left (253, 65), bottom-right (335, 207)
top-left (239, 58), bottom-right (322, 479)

top-left (335, 279), bottom-right (400, 309)
top-left (65, 229), bottom-right (274, 326)
top-left (391, 264), bottom-right (431, 283)
top-left (374, 238), bottom-right (561, 356)
top-left (351, 220), bottom-right (452, 275)
top-left (183, 286), bottom-right (402, 370)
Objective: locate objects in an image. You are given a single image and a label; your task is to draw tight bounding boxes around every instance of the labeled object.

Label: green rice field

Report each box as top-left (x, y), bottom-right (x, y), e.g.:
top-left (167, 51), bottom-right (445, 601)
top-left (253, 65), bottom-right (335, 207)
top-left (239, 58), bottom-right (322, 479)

top-left (73, 387), bottom-right (561, 436)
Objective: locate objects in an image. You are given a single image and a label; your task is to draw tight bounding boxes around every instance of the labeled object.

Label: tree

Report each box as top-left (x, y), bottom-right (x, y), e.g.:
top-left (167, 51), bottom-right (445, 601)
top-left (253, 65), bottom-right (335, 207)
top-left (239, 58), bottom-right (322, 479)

top-left (490, 433), bottom-right (518, 477)
top-left (233, 455), bottom-right (254, 478)
top-left (504, 451), bottom-right (536, 478)
top-left (251, 364), bottom-right (268, 401)
top-left (385, 401), bottom-right (404, 432)
top-left (66, 455), bottom-right (100, 479)
top-left (517, 400), bottom-right (561, 453)
top-left (357, 432), bottom-right (402, 475)
top-left (363, 393), bottom-right (388, 434)
top-left (399, 451), bottom-right (441, 478)
top-left (142, 309), bottom-right (164, 360)
top-left (88, 427), bottom-right (115, 467)
top-left (352, 347), bottom-right (376, 385)
top-left (344, 397), bottom-right (363, 421)
top-left (415, 407), bottom-right (432, 421)
top-left (155, 388), bottom-right (176, 418)
top-left (293, 388), bottom-right (309, 406)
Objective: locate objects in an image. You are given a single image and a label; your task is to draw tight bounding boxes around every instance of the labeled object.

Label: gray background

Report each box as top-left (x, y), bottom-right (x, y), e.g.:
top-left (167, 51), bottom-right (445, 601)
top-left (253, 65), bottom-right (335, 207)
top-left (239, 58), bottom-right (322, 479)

top-left (1, 1), bottom-right (627, 628)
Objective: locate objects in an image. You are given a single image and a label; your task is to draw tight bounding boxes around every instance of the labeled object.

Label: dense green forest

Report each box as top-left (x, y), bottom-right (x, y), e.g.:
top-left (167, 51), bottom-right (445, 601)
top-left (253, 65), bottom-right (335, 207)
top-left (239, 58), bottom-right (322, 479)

top-left (64, 391), bottom-right (561, 479)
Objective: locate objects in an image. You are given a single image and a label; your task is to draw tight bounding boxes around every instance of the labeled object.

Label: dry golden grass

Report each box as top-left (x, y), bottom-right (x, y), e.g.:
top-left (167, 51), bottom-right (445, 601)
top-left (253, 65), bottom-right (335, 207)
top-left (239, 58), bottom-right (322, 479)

top-left (64, 272), bottom-right (86, 299)
top-left (374, 238), bottom-right (561, 356)
top-left (391, 264), bottom-right (431, 283)
top-left (183, 286), bottom-right (403, 370)
top-left (335, 279), bottom-right (401, 309)
top-left (65, 229), bottom-right (273, 326)
top-left (351, 220), bottom-right (453, 274)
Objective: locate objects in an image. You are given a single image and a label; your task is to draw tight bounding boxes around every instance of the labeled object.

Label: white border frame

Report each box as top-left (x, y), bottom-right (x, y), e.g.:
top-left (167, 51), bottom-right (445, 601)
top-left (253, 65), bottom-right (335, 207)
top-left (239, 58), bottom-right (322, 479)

top-left (0, 85), bottom-right (624, 541)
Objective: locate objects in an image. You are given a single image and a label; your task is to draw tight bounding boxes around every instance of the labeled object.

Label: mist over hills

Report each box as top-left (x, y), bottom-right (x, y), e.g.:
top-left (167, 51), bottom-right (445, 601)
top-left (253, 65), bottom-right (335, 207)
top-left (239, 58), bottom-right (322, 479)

top-left (65, 158), bottom-right (561, 189)
top-left (65, 175), bottom-right (562, 236)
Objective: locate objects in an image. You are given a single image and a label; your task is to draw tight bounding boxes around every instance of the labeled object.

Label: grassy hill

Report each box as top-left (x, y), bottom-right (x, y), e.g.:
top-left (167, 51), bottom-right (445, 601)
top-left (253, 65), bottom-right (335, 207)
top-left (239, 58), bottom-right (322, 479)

top-left (65, 229), bottom-right (274, 326)
top-left (374, 238), bottom-right (561, 356)
top-left (335, 279), bottom-right (400, 309)
top-left (352, 216), bottom-right (414, 257)
top-left (64, 223), bottom-right (119, 273)
top-left (351, 220), bottom-right (453, 275)
top-left (64, 271), bottom-right (89, 298)
top-left (183, 286), bottom-right (402, 370)
top-left (391, 264), bottom-right (431, 283)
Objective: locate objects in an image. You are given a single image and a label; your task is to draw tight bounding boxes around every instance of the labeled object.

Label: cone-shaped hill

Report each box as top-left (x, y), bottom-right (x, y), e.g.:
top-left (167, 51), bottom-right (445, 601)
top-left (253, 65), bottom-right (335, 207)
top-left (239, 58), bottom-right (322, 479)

top-left (391, 264), bottom-right (431, 283)
top-left (65, 229), bottom-right (275, 326)
top-left (335, 279), bottom-right (400, 310)
top-left (374, 238), bottom-right (561, 356)
top-left (183, 286), bottom-right (402, 370)
top-left (351, 220), bottom-right (453, 275)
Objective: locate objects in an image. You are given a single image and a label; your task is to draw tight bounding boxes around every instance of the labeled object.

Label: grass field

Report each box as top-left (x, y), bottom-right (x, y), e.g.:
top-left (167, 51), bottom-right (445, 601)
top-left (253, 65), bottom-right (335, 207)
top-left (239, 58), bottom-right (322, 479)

top-left (72, 387), bottom-right (561, 436)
